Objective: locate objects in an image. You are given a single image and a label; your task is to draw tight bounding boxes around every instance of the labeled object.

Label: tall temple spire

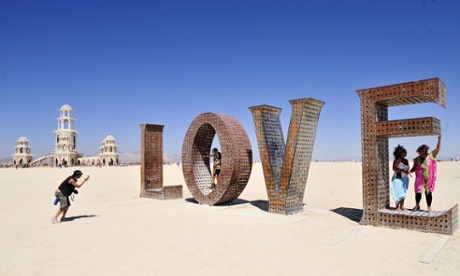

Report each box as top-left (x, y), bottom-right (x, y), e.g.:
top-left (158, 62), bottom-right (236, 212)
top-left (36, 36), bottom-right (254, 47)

top-left (53, 104), bottom-right (79, 166)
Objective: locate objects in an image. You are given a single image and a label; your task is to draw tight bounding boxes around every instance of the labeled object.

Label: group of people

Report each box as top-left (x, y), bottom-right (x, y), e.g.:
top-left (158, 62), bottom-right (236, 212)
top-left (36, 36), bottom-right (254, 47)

top-left (391, 135), bottom-right (441, 213)
top-left (51, 137), bottom-right (441, 224)
top-left (51, 148), bottom-right (222, 223)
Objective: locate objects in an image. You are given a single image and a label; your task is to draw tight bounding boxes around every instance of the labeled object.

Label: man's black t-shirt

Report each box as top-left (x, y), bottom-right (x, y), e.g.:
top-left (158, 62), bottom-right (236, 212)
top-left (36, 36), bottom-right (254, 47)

top-left (58, 175), bottom-right (76, 196)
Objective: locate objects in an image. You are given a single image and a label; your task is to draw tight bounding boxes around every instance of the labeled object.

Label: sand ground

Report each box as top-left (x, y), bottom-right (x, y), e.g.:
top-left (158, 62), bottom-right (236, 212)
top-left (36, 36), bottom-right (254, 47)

top-left (1, 162), bottom-right (459, 275)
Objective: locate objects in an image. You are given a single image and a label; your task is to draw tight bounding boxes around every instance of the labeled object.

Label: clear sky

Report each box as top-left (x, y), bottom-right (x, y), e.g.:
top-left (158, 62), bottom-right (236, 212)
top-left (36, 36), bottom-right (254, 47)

top-left (1, 0), bottom-right (459, 162)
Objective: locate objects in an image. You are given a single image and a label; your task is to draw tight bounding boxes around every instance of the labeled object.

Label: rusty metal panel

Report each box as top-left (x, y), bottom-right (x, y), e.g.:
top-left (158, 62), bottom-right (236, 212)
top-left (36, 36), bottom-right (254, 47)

top-left (249, 98), bottom-right (325, 215)
top-left (376, 117), bottom-right (441, 138)
top-left (140, 124), bottom-right (183, 200)
top-left (357, 77), bottom-right (446, 108)
top-left (356, 78), bottom-right (457, 234)
top-left (376, 205), bottom-right (457, 235)
top-left (182, 113), bottom-right (252, 205)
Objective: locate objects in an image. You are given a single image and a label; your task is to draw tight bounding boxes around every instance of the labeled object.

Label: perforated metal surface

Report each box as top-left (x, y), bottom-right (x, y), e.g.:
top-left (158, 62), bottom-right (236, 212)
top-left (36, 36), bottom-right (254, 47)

top-left (356, 78), bottom-right (457, 234)
top-left (249, 98), bottom-right (324, 215)
top-left (140, 124), bottom-right (183, 199)
top-left (182, 113), bottom-right (252, 205)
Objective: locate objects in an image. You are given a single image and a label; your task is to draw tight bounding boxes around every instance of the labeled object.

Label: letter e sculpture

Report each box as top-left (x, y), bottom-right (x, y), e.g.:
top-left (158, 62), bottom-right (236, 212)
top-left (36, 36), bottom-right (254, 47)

top-left (356, 78), bottom-right (458, 234)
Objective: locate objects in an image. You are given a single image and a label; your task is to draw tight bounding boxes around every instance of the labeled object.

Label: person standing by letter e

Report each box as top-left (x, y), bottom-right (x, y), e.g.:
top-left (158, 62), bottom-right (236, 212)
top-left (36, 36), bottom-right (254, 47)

top-left (410, 134), bottom-right (441, 213)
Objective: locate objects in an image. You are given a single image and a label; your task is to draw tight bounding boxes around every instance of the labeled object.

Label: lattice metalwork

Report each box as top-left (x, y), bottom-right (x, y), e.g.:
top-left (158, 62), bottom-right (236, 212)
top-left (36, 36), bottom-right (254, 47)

top-left (376, 117), bottom-right (441, 138)
top-left (249, 98), bottom-right (325, 215)
top-left (356, 77), bottom-right (458, 234)
top-left (182, 113), bottom-right (252, 205)
top-left (140, 124), bottom-right (183, 199)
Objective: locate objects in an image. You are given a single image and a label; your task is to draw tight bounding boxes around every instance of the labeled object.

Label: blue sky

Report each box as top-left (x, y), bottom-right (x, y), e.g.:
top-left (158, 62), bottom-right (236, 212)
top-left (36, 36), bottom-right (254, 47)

top-left (1, 0), bottom-right (459, 162)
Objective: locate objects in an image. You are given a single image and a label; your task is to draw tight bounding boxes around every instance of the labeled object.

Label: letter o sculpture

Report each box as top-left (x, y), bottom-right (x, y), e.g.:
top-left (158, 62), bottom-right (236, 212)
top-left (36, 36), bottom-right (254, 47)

top-left (182, 113), bottom-right (253, 205)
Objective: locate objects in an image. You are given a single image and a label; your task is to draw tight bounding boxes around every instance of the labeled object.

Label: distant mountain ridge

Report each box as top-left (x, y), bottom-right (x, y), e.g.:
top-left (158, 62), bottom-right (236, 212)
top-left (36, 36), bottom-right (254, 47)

top-left (0, 151), bottom-right (181, 165)
top-left (1, 154), bottom-right (459, 165)
top-left (118, 151), bottom-right (182, 163)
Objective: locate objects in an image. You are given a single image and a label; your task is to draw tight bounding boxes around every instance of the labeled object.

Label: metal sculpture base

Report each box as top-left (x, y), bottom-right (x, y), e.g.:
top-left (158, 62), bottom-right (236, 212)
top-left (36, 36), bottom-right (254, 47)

top-left (370, 206), bottom-right (458, 234)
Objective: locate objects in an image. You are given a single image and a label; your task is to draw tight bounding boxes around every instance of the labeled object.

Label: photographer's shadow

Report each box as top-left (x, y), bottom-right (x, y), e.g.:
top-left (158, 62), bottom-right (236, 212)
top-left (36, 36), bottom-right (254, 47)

top-left (61, 215), bottom-right (98, 222)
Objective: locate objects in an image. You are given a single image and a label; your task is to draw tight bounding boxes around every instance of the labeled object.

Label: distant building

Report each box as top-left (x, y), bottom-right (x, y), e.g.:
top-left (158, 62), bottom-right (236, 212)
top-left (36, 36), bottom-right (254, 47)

top-left (53, 104), bottom-right (81, 166)
top-left (78, 135), bottom-right (120, 166)
top-left (77, 155), bottom-right (100, 166)
top-left (12, 137), bottom-right (34, 166)
top-left (12, 104), bottom-right (120, 167)
top-left (99, 135), bottom-right (119, 166)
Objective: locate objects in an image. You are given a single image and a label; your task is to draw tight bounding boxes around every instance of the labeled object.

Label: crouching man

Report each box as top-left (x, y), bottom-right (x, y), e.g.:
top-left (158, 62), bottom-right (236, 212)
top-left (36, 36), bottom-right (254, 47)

top-left (52, 170), bottom-right (90, 223)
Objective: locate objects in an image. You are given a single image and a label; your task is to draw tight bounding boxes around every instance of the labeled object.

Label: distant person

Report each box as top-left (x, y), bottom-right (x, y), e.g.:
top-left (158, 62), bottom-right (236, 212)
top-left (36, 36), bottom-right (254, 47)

top-left (52, 170), bottom-right (90, 223)
top-left (204, 148), bottom-right (221, 188)
top-left (390, 145), bottom-right (410, 210)
top-left (410, 134), bottom-right (441, 213)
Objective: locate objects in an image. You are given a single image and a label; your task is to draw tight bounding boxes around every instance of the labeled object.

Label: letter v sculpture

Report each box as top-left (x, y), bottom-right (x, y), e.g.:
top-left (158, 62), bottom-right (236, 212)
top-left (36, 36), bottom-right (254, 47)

top-left (249, 98), bottom-right (325, 215)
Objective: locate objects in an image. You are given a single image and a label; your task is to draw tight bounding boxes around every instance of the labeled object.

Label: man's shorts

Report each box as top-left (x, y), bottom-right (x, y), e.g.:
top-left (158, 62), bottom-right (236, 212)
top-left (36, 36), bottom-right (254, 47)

top-left (54, 190), bottom-right (70, 210)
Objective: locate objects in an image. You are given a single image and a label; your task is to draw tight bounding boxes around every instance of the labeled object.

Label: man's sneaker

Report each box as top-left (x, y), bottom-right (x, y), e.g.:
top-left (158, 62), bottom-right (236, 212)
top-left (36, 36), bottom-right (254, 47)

top-left (51, 218), bottom-right (59, 224)
top-left (209, 183), bottom-right (216, 189)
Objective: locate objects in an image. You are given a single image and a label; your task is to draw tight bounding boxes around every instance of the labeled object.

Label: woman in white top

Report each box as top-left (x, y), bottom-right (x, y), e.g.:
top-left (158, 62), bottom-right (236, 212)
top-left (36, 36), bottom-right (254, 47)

top-left (391, 145), bottom-right (411, 210)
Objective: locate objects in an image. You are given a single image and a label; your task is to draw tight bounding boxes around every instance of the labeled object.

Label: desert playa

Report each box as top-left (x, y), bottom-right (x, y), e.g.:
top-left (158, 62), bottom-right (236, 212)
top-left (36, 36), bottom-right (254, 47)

top-left (1, 161), bottom-right (459, 275)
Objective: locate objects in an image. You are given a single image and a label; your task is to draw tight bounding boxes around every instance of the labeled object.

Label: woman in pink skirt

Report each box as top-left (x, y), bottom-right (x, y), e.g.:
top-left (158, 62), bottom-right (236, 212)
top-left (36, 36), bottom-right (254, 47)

top-left (410, 134), bottom-right (441, 213)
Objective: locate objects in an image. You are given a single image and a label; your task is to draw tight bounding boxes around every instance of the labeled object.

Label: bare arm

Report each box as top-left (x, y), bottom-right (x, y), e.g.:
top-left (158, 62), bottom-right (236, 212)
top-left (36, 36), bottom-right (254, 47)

top-left (392, 159), bottom-right (400, 172)
top-left (410, 159), bottom-right (416, 173)
top-left (431, 134), bottom-right (441, 158)
top-left (69, 175), bottom-right (90, 188)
